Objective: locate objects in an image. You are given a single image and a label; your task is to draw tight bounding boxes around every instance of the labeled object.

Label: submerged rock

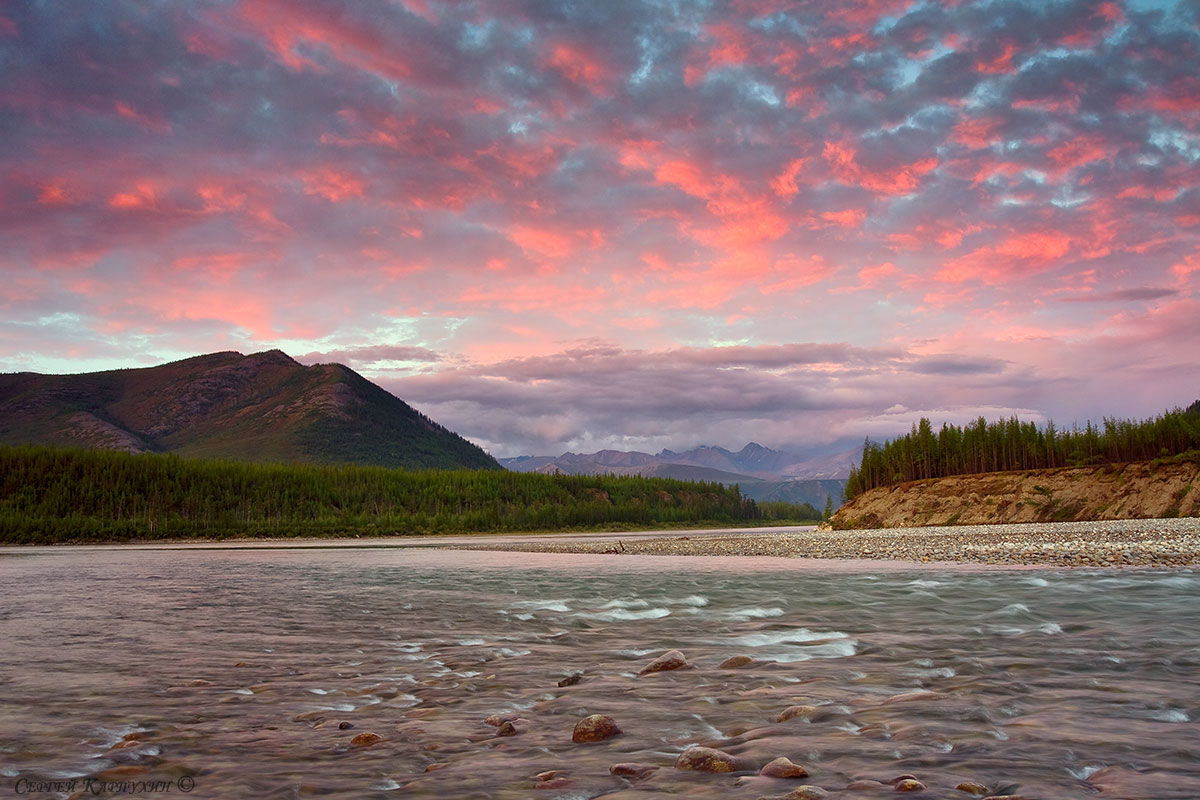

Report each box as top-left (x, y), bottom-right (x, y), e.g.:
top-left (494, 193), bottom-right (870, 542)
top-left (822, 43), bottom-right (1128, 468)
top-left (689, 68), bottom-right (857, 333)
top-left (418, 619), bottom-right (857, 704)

top-left (350, 732), bottom-right (382, 747)
top-left (719, 654), bottom-right (755, 669)
top-left (495, 720), bottom-right (527, 737)
top-left (610, 763), bottom-right (658, 779)
top-left (777, 705), bottom-right (818, 722)
top-left (846, 779), bottom-right (888, 790)
top-left (484, 712), bottom-right (522, 727)
top-left (558, 673), bottom-right (584, 687)
top-left (337, 721), bottom-right (354, 730)
top-left (639, 649), bottom-right (690, 675)
top-left (675, 746), bottom-right (754, 773)
top-left (535, 778), bottom-right (573, 790)
top-left (785, 787), bottom-right (830, 799)
top-left (893, 777), bottom-right (927, 792)
top-left (955, 781), bottom-right (989, 794)
top-left (535, 770), bottom-right (567, 781)
top-left (760, 757), bottom-right (809, 778)
top-left (572, 714), bottom-right (622, 743)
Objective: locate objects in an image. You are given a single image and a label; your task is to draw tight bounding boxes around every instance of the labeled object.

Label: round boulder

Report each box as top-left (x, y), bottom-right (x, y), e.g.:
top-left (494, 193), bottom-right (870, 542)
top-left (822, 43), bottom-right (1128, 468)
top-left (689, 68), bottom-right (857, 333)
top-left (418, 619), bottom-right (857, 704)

top-left (572, 714), bottom-right (622, 743)
top-left (719, 654), bottom-right (755, 669)
top-left (496, 719), bottom-right (529, 737)
top-left (484, 712), bottom-right (522, 727)
top-left (786, 787), bottom-right (830, 799)
top-left (350, 732), bottom-right (382, 747)
top-left (761, 757), bottom-right (809, 779)
top-left (675, 746), bottom-right (753, 773)
top-left (894, 778), bottom-right (927, 792)
top-left (639, 649), bottom-right (690, 675)
top-left (777, 705), bottom-right (818, 723)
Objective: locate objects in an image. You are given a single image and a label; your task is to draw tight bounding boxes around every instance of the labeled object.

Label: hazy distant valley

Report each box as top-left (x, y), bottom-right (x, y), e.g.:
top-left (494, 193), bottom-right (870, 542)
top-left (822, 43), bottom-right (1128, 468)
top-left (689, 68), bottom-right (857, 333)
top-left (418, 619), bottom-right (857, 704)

top-left (501, 442), bottom-right (852, 508)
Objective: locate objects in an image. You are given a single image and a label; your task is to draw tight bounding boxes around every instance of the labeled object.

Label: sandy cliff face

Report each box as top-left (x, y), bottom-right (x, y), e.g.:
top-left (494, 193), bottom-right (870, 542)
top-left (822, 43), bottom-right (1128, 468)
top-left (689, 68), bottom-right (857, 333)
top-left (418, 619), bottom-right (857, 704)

top-left (832, 460), bottom-right (1200, 528)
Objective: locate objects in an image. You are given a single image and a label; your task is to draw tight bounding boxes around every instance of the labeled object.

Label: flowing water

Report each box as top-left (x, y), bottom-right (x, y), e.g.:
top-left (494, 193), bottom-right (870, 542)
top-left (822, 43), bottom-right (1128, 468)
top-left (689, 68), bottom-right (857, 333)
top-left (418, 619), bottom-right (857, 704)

top-left (1, 543), bottom-right (1198, 799)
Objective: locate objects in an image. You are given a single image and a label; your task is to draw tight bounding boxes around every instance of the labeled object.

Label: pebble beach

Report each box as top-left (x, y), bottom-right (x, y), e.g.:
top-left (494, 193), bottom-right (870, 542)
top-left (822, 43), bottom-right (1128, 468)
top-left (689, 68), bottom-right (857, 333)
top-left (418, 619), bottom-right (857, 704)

top-left (459, 518), bottom-right (1200, 567)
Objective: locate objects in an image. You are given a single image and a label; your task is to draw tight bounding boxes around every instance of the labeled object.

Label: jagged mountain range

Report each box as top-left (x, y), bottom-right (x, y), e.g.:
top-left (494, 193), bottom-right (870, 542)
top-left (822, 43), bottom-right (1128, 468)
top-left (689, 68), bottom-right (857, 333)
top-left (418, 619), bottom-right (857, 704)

top-left (500, 443), bottom-right (853, 507)
top-left (0, 350), bottom-right (499, 471)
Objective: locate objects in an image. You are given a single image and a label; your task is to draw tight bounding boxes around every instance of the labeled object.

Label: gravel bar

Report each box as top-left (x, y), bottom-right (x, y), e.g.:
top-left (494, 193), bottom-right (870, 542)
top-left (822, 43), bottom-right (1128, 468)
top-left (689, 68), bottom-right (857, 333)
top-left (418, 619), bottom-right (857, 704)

top-left (456, 518), bottom-right (1200, 567)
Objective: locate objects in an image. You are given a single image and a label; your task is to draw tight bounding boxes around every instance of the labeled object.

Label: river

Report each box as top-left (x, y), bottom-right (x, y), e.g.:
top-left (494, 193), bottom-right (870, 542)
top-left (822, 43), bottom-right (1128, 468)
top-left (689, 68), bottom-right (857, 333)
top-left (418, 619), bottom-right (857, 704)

top-left (1, 539), bottom-right (1198, 798)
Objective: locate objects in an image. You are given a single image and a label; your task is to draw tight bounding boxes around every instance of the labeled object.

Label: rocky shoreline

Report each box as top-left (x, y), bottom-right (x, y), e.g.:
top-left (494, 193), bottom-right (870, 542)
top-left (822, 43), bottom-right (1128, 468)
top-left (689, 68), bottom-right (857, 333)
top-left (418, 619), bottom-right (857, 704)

top-left (456, 518), bottom-right (1200, 567)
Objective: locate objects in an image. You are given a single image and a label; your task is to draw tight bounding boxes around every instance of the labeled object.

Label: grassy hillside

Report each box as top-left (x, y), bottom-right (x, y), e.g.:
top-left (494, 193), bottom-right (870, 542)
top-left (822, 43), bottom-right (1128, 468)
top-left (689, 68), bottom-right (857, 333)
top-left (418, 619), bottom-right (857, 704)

top-left (0, 445), bottom-right (818, 544)
top-left (0, 350), bottom-right (498, 471)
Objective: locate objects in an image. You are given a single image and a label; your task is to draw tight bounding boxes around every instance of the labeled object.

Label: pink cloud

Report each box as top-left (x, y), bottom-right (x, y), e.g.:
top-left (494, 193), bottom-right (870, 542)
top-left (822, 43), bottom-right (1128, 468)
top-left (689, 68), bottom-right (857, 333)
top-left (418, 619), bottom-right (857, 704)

top-left (108, 182), bottom-right (159, 210)
top-left (937, 230), bottom-right (1073, 284)
top-left (771, 159), bottom-right (808, 198)
top-left (823, 141), bottom-right (938, 196)
top-left (298, 168), bottom-right (366, 202)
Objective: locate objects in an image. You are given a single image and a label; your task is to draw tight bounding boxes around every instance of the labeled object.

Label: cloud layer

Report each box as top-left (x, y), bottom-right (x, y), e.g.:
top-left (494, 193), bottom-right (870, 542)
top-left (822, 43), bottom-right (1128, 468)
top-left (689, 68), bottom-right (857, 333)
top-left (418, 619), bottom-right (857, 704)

top-left (1, 0), bottom-right (1197, 456)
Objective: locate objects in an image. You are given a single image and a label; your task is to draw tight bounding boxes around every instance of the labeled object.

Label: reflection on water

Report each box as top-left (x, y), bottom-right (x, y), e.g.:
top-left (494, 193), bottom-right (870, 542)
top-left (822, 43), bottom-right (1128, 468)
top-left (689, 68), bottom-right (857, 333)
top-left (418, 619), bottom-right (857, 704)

top-left (1, 546), bottom-right (1198, 798)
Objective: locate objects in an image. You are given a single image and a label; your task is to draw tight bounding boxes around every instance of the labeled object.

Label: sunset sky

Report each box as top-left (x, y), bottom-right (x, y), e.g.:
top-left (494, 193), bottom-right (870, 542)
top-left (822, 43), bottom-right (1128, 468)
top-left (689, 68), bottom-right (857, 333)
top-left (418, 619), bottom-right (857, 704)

top-left (2, 0), bottom-right (1198, 458)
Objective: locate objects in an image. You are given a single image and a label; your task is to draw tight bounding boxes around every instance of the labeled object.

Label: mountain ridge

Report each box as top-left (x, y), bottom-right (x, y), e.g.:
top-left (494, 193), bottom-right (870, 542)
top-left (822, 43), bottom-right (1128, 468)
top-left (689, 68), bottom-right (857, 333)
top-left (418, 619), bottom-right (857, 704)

top-left (500, 442), bottom-right (855, 481)
top-left (0, 350), bottom-right (499, 471)
top-left (499, 443), bottom-right (853, 508)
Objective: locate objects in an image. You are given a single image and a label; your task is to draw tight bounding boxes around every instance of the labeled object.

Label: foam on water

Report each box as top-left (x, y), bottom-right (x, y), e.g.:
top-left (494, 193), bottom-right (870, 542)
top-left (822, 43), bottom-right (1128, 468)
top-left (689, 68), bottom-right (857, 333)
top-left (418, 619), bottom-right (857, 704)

top-left (994, 602), bottom-right (1032, 615)
top-left (510, 600), bottom-right (572, 612)
top-left (1150, 708), bottom-right (1189, 722)
top-left (599, 598), bottom-right (650, 609)
top-left (370, 779), bottom-right (403, 790)
top-left (724, 627), bottom-right (852, 648)
top-left (720, 606), bottom-right (785, 620)
top-left (667, 594), bottom-right (709, 606)
top-left (571, 607), bottom-right (671, 621)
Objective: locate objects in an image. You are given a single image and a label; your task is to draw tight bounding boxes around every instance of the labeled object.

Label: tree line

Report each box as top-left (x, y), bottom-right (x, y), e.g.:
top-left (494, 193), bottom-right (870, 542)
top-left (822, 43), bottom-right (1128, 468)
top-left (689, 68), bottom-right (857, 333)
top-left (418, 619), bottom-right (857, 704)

top-left (0, 445), bottom-right (819, 544)
top-left (845, 400), bottom-right (1200, 500)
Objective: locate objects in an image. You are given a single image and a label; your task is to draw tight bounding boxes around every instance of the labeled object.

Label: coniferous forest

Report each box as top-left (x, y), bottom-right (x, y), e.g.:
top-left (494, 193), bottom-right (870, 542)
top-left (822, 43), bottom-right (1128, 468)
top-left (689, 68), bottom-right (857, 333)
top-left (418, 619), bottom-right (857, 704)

top-left (845, 401), bottom-right (1200, 500)
top-left (0, 445), bottom-right (819, 544)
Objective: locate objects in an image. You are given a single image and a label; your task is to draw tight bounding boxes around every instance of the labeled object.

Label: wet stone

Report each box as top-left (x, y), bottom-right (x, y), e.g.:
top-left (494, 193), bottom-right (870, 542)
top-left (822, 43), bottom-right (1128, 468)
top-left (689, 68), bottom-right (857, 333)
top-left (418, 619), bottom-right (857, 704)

top-left (610, 763), bottom-right (658, 779)
top-left (484, 712), bottom-right (522, 727)
top-left (639, 649), bottom-right (690, 675)
top-left (777, 705), bottom-right (818, 722)
top-left (536, 778), bottom-right (573, 790)
top-left (719, 654), bottom-right (755, 669)
top-left (558, 673), bottom-right (584, 687)
top-left (956, 781), bottom-right (989, 794)
top-left (846, 779), bottom-right (888, 790)
top-left (760, 756), bottom-right (809, 779)
top-left (893, 778), bottom-right (927, 792)
top-left (573, 714), bottom-right (622, 743)
top-left (495, 720), bottom-right (526, 737)
top-left (350, 732), bottom-right (382, 747)
top-left (337, 721), bottom-right (354, 730)
top-left (675, 746), bottom-right (753, 773)
top-left (785, 787), bottom-right (830, 799)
